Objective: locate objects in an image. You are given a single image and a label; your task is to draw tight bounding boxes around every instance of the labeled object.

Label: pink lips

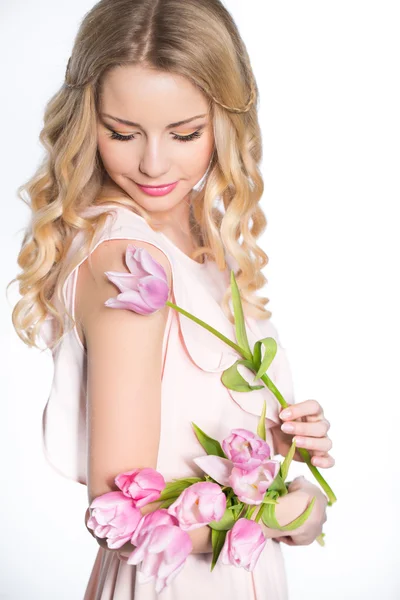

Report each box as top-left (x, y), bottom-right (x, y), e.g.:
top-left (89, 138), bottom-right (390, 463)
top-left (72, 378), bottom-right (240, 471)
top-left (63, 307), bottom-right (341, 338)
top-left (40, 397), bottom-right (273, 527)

top-left (136, 181), bottom-right (179, 196)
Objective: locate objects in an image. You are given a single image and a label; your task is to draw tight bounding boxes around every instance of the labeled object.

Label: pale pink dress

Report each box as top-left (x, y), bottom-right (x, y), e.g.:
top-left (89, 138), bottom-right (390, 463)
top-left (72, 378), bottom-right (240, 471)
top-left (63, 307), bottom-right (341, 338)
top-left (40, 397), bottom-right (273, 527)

top-left (40, 204), bottom-right (296, 599)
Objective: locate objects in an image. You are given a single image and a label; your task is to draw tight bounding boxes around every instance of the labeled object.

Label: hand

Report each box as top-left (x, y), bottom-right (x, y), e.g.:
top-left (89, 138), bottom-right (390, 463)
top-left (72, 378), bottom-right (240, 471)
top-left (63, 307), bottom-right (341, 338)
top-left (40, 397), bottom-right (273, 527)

top-left (272, 399), bottom-right (335, 468)
top-left (276, 476), bottom-right (328, 546)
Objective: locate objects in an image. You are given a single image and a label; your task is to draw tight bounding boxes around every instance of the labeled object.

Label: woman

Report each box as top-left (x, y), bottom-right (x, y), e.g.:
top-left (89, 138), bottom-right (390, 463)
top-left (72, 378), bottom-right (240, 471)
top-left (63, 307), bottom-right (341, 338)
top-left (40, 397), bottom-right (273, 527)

top-left (10, 0), bottom-right (334, 597)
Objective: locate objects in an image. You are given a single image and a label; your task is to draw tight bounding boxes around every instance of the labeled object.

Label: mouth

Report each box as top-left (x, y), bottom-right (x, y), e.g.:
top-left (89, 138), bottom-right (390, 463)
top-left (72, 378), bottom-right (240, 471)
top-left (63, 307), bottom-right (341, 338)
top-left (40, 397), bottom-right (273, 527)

top-left (136, 181), bottom-right (178, 188)
top-left (135, 180), bottom-right (179, 197)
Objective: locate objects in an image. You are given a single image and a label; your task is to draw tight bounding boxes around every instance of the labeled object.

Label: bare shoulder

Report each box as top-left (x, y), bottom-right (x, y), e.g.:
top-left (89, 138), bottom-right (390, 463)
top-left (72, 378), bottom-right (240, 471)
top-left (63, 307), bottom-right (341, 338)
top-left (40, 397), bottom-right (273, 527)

top-left (75, 238), bottom-right (172, 349)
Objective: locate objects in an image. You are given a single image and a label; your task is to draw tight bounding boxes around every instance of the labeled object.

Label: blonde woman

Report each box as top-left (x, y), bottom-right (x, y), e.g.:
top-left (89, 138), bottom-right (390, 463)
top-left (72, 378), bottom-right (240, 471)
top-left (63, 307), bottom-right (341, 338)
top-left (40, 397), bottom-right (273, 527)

top-left (10, 0), bottom-right (334, 598)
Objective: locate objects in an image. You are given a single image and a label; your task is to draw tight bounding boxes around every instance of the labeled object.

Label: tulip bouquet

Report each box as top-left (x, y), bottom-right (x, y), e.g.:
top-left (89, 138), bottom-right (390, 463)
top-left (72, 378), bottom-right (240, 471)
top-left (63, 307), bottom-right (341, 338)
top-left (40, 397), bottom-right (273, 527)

top-left (86, 244), bottom-right (336, 592)
top-left (104, 244), bottom-right (336, 507)
top-left (87, 402), bottom-right (314, 593)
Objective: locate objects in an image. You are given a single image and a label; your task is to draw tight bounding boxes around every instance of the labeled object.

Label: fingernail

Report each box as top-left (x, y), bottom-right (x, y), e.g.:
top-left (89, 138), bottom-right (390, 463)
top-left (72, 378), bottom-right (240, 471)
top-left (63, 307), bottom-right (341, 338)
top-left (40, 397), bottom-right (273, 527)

top-left (280, 409), bottom-right (292, 419)
top-left (281, 423), bottom-right (294, 433)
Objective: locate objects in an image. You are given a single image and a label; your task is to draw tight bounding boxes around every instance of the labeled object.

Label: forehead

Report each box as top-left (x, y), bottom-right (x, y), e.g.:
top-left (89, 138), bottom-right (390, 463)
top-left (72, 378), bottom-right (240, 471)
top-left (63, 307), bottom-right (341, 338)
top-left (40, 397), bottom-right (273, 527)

top-left (99, 65), bottom-right (210, 124)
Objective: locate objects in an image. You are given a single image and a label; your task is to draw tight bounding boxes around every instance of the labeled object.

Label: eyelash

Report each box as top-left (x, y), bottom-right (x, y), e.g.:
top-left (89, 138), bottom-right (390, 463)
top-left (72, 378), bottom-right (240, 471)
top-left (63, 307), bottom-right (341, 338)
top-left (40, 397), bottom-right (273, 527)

top-left (108, 129), bottom-right (203, 143)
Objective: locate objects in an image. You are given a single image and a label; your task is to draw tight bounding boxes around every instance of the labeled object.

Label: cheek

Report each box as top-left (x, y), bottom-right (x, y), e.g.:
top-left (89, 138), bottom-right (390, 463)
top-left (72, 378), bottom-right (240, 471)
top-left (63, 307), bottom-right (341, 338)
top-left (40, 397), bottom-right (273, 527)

top-left (97, 132), bottom-right (131, 173)
top-left (179, 133), bottom-right (214, 178)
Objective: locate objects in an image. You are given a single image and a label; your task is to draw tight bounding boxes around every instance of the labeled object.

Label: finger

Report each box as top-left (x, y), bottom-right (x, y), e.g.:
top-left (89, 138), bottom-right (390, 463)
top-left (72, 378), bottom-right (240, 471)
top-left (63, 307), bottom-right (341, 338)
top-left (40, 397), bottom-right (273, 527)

top-left (279, 399), bottom-right (324, 422)
top-left (310, 454), bottom-right (336, 468)
top-left (276, 536), bottom-right (295, 546)
top-left (281, 419), bottom-right (330, 438)
top-left (293, 435), bottom-right (333, 453)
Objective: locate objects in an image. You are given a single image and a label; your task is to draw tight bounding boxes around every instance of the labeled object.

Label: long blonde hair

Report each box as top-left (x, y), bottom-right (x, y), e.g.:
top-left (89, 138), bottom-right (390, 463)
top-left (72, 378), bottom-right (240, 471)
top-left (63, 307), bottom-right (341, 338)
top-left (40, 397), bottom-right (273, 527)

top-left (9, 0), bottom-right (272, 351)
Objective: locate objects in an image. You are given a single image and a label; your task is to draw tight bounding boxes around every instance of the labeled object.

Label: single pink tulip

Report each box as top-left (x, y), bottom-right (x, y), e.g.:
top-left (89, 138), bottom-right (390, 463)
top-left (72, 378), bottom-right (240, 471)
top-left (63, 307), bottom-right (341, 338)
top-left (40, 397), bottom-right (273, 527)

top-left (167, 481), bottom-right (227, 530)
top-left (115, 467), bottom-right (166, 508)
top-left (104, 245), bottom-right (169, 314)
top-left (229, 461), bottom-right (280, 505)
top-left (87, 491), bottom-right (142, 549)
top-left (220, 518), bottom-right (267, 571)
top-left (130, 509), bottom-right (178, 547)
top-left (127, 523), bottom-right (192, 593)
top-left (222, 428), bottom-right (272, 471)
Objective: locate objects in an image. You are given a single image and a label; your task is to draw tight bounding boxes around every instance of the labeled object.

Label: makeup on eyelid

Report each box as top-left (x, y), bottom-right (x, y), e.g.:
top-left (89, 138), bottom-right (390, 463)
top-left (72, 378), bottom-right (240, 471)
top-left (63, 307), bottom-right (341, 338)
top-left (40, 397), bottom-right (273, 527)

top-left (102, 120), bottom-right (206, 143)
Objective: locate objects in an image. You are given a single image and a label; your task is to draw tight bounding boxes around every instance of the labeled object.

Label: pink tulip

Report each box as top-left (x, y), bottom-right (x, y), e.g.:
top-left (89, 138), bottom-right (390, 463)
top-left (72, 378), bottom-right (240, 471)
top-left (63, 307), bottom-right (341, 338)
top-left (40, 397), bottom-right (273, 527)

top-left (229, 461), bottom-right (280, 505)
top-left (127, 523), bottom-right (192, 593)
top-left (115, 467), bottom-right (166, 508)
top-left (87, 491), bottom-right (142, 549)
top-left (193, 455), bottom-right (234, 486)
top-left (222, 428), bottom-right (272, 471)
top-left (167, 482), bottom-right (227, 530)
top-left (130, 509), bottom-right (178, 547)
top-left (104, 245), bottom-right (169, 314)
top-left (220, 518), bottom-right (267, 571)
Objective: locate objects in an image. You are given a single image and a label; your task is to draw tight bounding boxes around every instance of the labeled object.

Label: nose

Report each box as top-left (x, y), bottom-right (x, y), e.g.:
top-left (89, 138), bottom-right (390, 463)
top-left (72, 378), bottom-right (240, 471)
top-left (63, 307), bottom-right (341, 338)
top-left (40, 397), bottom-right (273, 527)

top-left (138, 138), bottom-right (171, 181)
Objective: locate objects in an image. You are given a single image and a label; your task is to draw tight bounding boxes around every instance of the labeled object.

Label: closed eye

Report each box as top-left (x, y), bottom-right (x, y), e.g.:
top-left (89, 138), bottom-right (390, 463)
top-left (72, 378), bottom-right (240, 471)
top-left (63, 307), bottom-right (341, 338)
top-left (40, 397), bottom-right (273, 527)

top-left (107, 129), bottom-right (204, 143)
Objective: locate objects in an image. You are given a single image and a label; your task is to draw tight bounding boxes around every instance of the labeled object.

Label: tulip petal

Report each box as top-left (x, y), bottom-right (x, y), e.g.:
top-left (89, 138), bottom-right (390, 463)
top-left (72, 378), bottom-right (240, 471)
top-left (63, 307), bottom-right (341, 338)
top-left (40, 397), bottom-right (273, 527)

top-left (193, 455), bottom-right (233, 486)
top-left (138, 275), bottom-right (169, 309)
top-left (105, 290), bottom-right (154, 314)
top-left (126, 246), bottom-right (168, 282)
top-left (89, 491), bottom-right (127, 509)
top-left (125, 246), bottom-right (149, 278)
top-left (105, 271), bottom-right (140, 293)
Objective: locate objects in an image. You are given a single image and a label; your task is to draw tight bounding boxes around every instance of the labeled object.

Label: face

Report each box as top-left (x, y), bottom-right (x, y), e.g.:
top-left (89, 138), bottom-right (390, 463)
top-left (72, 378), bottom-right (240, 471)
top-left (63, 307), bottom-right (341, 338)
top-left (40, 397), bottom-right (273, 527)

top-left (96, 64), bottom-right (215, 224)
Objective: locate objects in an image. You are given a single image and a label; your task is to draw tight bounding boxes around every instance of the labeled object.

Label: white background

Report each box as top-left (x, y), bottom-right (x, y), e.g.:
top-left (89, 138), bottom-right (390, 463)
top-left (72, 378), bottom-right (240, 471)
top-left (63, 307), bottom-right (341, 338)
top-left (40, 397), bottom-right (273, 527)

top-left (2, 1), bottom-right (400, 598)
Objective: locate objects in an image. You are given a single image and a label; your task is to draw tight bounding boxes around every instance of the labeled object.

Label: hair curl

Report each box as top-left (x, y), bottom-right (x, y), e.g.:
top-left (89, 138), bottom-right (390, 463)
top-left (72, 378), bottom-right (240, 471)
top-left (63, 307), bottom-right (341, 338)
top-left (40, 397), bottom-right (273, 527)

top-left (9, 0), bottom-right (272, 351)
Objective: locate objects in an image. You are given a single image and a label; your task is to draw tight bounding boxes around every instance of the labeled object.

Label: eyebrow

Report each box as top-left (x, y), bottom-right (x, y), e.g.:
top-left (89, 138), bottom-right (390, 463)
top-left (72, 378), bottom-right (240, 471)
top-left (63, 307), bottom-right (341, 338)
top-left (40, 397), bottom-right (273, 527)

top-left (100, 113), bottom-right (208, 129)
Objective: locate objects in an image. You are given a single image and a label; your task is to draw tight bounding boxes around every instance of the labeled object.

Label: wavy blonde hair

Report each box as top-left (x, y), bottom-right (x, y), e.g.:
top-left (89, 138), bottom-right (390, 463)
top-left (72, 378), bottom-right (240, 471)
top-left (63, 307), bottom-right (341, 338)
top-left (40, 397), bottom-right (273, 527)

top-left (9, 0), bottom-right (272, 351)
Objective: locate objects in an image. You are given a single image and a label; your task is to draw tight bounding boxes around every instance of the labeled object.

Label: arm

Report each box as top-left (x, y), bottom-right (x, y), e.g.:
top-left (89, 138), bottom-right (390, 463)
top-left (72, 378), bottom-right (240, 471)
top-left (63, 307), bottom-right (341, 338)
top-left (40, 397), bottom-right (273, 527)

top-left (88, 489), bottom-right (311, 559)
top-left (79, 238), bottom-right (215, 555)
top-left (85, 484), bottom-right (313, 557)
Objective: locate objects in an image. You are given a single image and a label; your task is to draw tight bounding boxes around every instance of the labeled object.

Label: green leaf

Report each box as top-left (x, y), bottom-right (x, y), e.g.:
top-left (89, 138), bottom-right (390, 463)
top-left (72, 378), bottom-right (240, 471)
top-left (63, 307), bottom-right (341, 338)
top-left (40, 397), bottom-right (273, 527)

top-left (209, 494), bottom-right (235, 531)
top-left (230, 270), bottom-right (252, 356)
top-left (211, 528), bottom-right (228, 571)
top-left (269, 490), bottom-right (280, 501)
top-left (209, 507), bottom-right (236, 531)
top-left (257, 399), bottom-right (267, 441)
top-left (280, 439), bottom-right (297, 482)
top-left (267, 472), bottom-right (288, 496)
top-left (261, 495), bottom-right (278, 505)
top-left (226, 500), bottom-right (245, 522)
top-left (253, 337), bottom-right (278, 381)
top-left (158, 478), bottom-right (204, 501)
top-left (227, 503), bottom-right (245, 516)
top-left (262, 495), bottom-right (317, 531)
top-left (159, 497), bottom-right (179, 509)
top-left (221, 359), bottom-right (264, 392)
top-left (253, 340), bottom-right (262, 370)
top-left (191, 422), bottom-right (225, 457)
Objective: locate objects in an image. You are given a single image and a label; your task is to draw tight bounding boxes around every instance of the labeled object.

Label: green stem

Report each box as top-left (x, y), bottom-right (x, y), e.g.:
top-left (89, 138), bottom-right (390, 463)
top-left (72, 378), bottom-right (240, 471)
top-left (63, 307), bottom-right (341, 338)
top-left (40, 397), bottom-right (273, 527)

top-left (238, 503), bottom-right (248, 520)
top-left (165, 299), bottom-right (337, 507)
top-left (260, 373), bottom-right (337, 506)
top-left (166, 301), bottom-right (252, 361)
top-left (254, 505), bottom-right (264, 523)
top-left (244, 505), bottom-right (258, 520)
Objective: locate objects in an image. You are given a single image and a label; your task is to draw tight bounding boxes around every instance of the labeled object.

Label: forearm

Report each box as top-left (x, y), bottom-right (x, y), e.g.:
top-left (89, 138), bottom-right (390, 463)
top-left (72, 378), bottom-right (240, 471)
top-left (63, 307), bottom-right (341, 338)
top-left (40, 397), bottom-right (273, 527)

top-left (115, 492), bottom-right (309, 555)
top-left (87, 490), bottom-right (309, 558)
top-left (116, 491), bottom-right (308, 555)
